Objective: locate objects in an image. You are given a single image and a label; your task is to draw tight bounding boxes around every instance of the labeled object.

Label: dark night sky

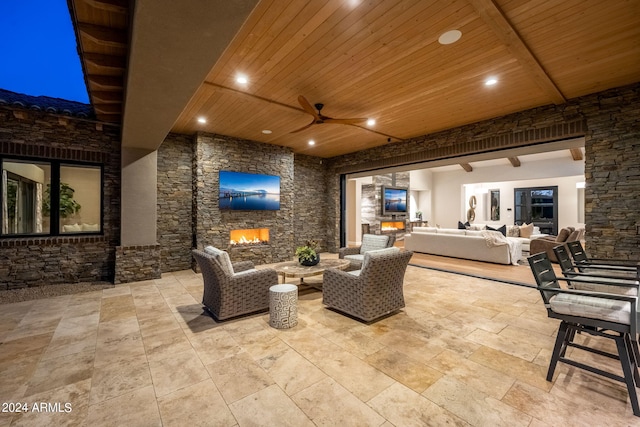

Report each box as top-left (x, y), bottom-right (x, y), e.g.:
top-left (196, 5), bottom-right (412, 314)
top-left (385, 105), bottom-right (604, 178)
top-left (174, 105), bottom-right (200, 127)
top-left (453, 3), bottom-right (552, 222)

top-left (0, 1), bottom-right (89, 103)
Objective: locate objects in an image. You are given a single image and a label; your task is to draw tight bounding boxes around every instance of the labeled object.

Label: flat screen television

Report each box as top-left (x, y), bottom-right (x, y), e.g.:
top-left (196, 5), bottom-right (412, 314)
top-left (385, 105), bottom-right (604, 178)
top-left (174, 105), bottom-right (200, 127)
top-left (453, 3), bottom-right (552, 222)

top-left (219, 170), bottom-right (280, 210)
top-left (382, 186), bottom-right (408, 215)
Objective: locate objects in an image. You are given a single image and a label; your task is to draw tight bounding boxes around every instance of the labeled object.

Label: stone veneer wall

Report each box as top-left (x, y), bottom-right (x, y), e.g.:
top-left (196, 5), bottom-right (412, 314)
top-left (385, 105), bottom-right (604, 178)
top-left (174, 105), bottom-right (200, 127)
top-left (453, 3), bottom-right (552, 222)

top-left (293, 154), bottom-right (328, 251)
top-left (327, 83), bottom-right (640, 259)
top-left (157, 133), bottom-right (194, 272)
top-left (0, 107), bottom-right (120, 289)
top-left (193, 133), bottom-right (296, 266)
top-left (114, 244), bottom-right (161, 284)
top-left (361, 172), bottom-right (410, 237)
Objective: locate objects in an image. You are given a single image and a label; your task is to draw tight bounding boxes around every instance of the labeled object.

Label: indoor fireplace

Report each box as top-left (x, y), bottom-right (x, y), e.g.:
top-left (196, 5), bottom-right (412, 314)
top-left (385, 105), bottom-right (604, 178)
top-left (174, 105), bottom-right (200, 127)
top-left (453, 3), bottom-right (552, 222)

top-left (229, 228), bottom-right (270, 247)
top-left (380, 221), bottom-right (406, 232)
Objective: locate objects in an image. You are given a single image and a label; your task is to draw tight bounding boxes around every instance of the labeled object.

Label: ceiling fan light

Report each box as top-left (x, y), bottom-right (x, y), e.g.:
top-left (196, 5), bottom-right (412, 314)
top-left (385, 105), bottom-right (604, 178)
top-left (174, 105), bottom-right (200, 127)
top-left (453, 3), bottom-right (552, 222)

top-left (485, 77), bottom-right (498, 86)
top-left (197, 117), bottom-right (206, 124)
top-left (236, 75), bottom-right (248, 84)
top-left (367, 118), bottom-right (376, 126)
top-left (308, 140), bottom-right (315, 146)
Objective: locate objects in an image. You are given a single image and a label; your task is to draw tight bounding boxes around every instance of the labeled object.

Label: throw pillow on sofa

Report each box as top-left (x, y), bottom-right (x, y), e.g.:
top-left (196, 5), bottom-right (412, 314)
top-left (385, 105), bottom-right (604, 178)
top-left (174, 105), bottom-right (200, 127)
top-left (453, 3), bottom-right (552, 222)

top-left (519, 223), bottom-right (534, 238)
top-left (486, 224), bottom-right (506, 236)
top-left (458, 221), bottom-right (470, 230)
top-left (506, 225), bottom-right (520, 237)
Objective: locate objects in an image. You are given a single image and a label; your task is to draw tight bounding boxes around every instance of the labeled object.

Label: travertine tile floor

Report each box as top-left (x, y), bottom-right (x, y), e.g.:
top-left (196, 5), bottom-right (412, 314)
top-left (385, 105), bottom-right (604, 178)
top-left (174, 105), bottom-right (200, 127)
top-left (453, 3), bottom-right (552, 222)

top-left (1, 258), bottom-right (639, 426)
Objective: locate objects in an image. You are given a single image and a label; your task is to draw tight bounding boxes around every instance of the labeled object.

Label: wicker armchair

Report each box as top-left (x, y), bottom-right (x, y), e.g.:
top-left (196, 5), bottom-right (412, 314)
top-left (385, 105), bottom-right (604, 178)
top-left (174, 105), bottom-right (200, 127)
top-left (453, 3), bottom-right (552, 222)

top-left (339, 233), bottom-right (396, 270)
top-left (323, 248), bottom-right (413, 322)
top-left (192, 249), bottom-right (278, 321)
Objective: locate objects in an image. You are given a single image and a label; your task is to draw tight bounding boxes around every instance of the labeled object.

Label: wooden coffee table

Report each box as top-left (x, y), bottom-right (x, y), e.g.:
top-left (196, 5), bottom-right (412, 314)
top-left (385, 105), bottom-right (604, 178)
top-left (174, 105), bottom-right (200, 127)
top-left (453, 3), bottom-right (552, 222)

top-left (273, 258), bottom-right (350, 285)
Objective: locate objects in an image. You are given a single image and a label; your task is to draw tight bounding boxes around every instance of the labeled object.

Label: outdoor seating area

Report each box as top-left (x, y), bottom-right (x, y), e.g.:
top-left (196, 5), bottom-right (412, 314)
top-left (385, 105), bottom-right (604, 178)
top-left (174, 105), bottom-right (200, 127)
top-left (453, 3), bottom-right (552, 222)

top-left (323, 247), bottom-right (413, 322)
top-left (1, 1), bottom-right (639, 426)
top-left (527, 252), bottom-right (640, 417)
top-left (4, 258), bottom-right (640, 425)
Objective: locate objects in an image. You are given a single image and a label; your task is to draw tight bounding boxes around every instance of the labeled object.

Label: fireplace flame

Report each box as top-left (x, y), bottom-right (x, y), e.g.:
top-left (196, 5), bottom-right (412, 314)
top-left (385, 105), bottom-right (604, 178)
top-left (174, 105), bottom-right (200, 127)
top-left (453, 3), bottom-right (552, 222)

top-left (229, 228), bottom-right (269, 246)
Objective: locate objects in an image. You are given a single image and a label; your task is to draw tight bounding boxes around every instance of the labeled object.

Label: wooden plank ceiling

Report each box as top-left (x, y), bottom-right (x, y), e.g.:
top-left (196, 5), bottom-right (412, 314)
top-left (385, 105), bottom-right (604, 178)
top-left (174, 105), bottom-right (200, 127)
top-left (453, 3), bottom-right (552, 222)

top-left (71, 0), bottom-right (640, 158)
top-left (68, 0), bottom-right (129, 123)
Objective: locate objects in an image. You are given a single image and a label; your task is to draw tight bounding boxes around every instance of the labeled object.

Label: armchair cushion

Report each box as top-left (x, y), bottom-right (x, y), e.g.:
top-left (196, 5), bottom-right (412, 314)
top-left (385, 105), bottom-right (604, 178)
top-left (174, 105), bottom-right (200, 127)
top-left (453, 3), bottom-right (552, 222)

top-left (204, 246), bottom-right (234, 275)
top-left (360, 234), bottom-right (390, 254)
top-left (360, 247), bottom-right (400, 270)
top-left (550, 293), bottom-right (631, 325)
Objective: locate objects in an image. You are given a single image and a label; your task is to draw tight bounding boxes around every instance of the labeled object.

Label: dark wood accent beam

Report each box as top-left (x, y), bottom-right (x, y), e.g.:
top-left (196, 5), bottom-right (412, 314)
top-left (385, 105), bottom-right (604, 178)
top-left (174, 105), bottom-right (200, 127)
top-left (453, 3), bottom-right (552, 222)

top-left (88, 75), bottom-right (123, 89)
top-left (82, 0), bottom-right (128, 14)
top-left (508, 156), bottom-right (521, 167)
top-left (93, 103), bottom-right (122, 114)
top-left (92, 91), bottom-right (122, 103)
top-left (570, 148), bottom-right (583, 161)
top-left (78, 22), bottom-right (127, 48)
top-left (460, 163), bottom-right (473, 172)
top-left (84, 52), bottom-right (126, 69)
top-left (468, 0), bottom-right (566, 104)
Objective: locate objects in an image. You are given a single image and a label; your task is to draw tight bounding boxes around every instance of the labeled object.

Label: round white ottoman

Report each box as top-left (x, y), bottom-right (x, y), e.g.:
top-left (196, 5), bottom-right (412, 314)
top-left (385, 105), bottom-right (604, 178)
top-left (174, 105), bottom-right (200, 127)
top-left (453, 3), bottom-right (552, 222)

top-left (269, 284), bottom-right (298, 329)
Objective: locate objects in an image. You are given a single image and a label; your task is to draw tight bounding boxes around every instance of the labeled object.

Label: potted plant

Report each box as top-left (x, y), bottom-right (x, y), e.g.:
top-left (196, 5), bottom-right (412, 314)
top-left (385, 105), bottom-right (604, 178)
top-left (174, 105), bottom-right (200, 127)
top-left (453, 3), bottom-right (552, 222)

top-left (415, 211), bottom-right (422, 220)
top-left (43, 182), bottom-right (81, 222)
top-left (295, 239), bottom-right (320, 266)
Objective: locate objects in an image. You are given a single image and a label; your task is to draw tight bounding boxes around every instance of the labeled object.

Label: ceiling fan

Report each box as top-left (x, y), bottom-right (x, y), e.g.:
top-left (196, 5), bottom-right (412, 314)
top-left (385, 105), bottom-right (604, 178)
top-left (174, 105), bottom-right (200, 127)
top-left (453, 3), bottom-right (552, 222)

top-left (291, 95), bottom-right (368, 133)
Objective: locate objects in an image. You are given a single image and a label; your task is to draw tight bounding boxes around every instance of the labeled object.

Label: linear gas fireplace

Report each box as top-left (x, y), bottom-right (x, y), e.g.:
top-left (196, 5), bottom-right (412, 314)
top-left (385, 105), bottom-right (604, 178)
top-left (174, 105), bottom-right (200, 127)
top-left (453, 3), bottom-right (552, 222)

top-left (229, 228), bottom-right (270, 247)
top-left (380, 221), bottom-right (406, 232)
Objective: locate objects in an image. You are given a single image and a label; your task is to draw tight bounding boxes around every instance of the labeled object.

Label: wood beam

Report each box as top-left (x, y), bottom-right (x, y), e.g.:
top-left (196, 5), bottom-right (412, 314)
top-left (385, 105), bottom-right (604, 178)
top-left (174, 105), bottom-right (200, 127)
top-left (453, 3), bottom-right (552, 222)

top-left (570, 148), bottom-right (584, 161)
top-left (84, 52), bottom-right (126, 69)
top-left (82, 0), bottom-right (128, 14)
top-left (508, 156), bottom-right (521, 167)
top-left (94, 103), bottom-right (122, 114)
top-left (78, 22), bottom-right (127, 48)
top-left (468, 0), bottom-right (566, 104)
top-left (92, 91), bottom-right (122, 103)
top-left (88, 75), bottom-right (123, 89)
top-left (460, 163), bottom-right (473, 172)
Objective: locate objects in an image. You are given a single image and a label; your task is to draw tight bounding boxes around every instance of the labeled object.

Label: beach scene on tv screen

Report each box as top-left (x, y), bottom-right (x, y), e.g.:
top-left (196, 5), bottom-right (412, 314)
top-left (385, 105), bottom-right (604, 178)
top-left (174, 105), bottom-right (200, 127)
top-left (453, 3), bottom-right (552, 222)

top-left (384, 188), bottom-right (407, 212)
top-left (219, 171), bottom-right (280, 210)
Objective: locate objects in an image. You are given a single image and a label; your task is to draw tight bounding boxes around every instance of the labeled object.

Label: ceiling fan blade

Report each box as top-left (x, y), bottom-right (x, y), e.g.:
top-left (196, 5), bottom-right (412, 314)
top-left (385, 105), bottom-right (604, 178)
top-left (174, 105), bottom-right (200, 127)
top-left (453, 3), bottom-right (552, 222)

top-left (297, 95), bottom-right (320, 120)
top-left (290, 120), bottom-right (315, 133)
top-left (323, 118), bottom-right (368, 125)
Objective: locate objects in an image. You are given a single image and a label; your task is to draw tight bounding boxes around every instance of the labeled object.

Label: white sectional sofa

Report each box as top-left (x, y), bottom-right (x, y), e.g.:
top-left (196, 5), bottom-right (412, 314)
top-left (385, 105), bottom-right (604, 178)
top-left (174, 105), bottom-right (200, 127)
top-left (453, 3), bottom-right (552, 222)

top-left (405, 227), bottom-right (523, 265)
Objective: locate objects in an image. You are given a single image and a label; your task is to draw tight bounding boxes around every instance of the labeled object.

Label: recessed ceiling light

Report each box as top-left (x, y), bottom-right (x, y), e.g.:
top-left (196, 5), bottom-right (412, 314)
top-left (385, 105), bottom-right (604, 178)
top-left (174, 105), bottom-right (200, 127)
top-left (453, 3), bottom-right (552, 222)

top-left (197, 117), bottom-right (206, 124)
top-left (308, 140), bottom-right (315, 146)
top-left (485, 77), bottom-right (498, 86)
top-left (236, 75), bottom-right (248, 84)
top-left (438, 30), bottom-right (462, 45)
top-left (367, 118), bottom-right (376, 126)
top-left (262, 129), bottom-right (272, 134)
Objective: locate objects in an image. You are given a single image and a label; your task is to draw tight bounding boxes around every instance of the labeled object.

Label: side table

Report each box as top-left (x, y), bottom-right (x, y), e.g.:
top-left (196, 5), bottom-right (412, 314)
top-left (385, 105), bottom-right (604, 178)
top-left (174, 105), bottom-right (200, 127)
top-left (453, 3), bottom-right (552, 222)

top-left (269, 284), bottom-right (298, 329)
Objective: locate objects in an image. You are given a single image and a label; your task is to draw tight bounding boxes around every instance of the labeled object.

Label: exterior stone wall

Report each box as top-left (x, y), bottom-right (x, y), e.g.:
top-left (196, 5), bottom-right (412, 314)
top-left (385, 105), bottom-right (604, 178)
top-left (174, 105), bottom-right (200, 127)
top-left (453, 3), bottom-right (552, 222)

top-left (157, 133), bottom-right (193, 272)
top-left (193, 133), bottom-right (296, 266)
top-left (328, 83), bottom-right (640, 259)
top-left (0, 107), bottom-right (120, 289)
top-left (114, 244), bottom-right (161, 284)
top-left (293, 154), bottom-right (328, 251)
top-left (583, 85), bottom-right (640, 259)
